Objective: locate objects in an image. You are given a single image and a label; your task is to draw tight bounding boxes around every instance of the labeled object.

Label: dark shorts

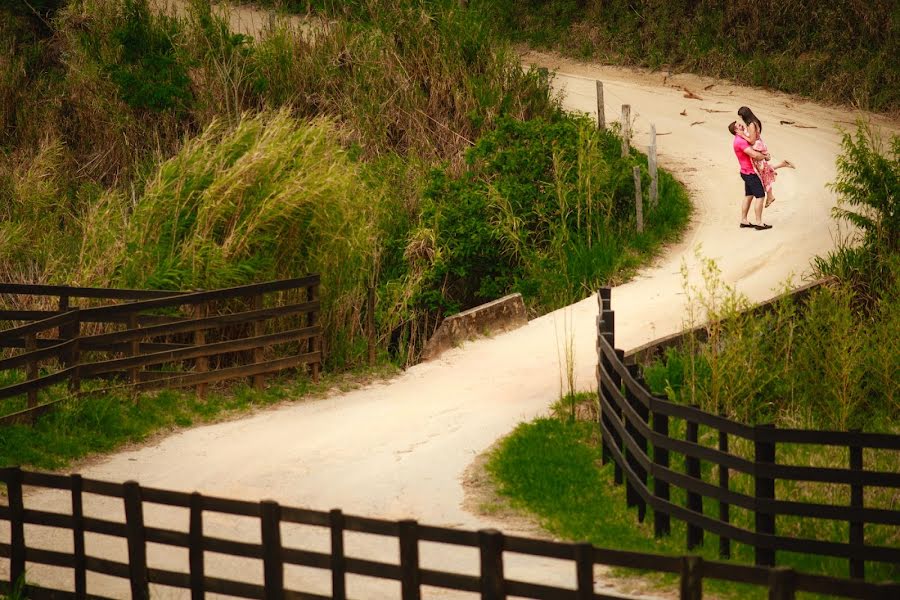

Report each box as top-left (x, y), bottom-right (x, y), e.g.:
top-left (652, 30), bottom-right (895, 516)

top-left (741, 173), bottom-right (765, 199)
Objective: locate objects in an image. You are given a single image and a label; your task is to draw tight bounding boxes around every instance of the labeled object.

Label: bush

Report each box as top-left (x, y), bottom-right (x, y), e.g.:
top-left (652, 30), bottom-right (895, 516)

top-left (417, 115), bottom-right (689, 316)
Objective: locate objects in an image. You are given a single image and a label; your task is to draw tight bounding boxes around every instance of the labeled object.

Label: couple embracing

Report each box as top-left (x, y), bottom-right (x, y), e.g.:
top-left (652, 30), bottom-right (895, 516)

top-left (730, 106), bottom-right (794, 230)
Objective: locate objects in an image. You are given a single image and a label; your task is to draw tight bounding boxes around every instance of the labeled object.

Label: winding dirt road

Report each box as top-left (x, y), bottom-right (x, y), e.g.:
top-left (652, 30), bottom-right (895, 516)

top-left (7, 4), bottom-right (900, 598)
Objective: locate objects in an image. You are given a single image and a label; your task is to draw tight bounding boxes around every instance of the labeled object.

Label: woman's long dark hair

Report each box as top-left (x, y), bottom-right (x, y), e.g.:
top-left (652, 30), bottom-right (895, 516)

top-left (738, 106), bottom-right (762, 133)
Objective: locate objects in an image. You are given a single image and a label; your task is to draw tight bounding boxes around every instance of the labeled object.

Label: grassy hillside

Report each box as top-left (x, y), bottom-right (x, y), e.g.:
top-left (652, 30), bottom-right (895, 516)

top-left (0, 0), bottom-right (689, 372)
top-left (483, 0), bottom-right (900, 113)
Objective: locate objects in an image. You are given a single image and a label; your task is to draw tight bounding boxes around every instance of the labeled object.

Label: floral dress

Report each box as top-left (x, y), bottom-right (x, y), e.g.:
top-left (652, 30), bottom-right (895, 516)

top-left (752, 137), bottom-right (777, 194)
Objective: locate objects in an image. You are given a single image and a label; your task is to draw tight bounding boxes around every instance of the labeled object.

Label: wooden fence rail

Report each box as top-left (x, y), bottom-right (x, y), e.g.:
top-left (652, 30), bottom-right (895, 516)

top-left (0, 277), bottom-right (322, 425)
top-left (1, 468), bottom-right (897, 599)
top-left (595, 287), bottom-right (900, 580)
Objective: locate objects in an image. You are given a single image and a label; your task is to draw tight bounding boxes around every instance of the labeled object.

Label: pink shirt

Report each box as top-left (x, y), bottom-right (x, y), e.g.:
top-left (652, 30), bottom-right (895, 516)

top-left (733, 136), bottom-right (755, 175)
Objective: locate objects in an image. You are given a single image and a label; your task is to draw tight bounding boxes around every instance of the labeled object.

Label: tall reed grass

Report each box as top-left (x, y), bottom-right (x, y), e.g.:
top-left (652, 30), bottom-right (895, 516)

top-left (1, 0), bottom-right (691, 371)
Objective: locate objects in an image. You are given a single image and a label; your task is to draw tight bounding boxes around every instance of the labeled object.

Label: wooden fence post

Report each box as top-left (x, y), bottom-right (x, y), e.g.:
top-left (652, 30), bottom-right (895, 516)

top-left (478, 529), bottom-right (505, 600)
top-left (575, 542), bottom-right (594, 600)
top-left (330, 509), bottom-right (347, 600)
top-left (768, 567), bottom-right (796, 600)
top-left (597, 290), bottom-right (612, 467)
top-left (679, 555), bottom-right (702, 600)
top-left (252, 294), bottom-right (265, 391)
top-left (307, 282), bottom-right (320, 383)
top-left (367, 285), bottom-right (376, 367)
top-left (189, 493), bottom-right (205, 600)
top-left (71, 474), bottom-right (86, 599)
top-left (718, 423), bottom-right (731, 559)
top-left (123, 481), bottom-right (149, 600)
top-left (261, 500), bottom-right (284, 600)
top-left (7, 467), bottom-right (25, 591)
top-left (615, 349), bottom-right (627, 487)
top-left (621, 104), bottom-right (631, 156)
top-left (633, 166), bottom-right (644, 233)
top-left (596, 81), bottom-right (605, 130)
top-left (127, 313), bottom-right (140, 387)
top-left (626, 364), bottom-right (648, 522)
top-left (399, 520), bottom-right (421, 600)
top-left (68, 313), bottom-right (81, 394)
top-left (59, 294), bottom-right (79, 368)
top-left (849, 430), bottom-right (864, 579)
top-left (686, 408), bottom-right (703, 550)
top-left (649, 123), bottom-right (659, 207)
top-left (754, 424), bottom-right (777, 567)
top-left (652, 397), bottom-right (671, 538)
top-left (25, 332), bottom-right (38, 412)
top-left (194, 303), bottom-right (208, 400)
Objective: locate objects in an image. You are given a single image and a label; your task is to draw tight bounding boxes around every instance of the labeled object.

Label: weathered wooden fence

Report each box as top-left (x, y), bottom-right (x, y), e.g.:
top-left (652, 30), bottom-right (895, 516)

top-left (0, 277), bottom-right (322, 425)
top-left (596, 287), bottom-right (900, 580)
top-left (1, 468), bottom-right (897, 599)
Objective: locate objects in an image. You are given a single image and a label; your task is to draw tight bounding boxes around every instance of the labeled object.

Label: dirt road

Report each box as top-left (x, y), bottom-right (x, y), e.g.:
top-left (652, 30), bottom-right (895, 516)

top-left (7, 3), bottom-right (900, 598)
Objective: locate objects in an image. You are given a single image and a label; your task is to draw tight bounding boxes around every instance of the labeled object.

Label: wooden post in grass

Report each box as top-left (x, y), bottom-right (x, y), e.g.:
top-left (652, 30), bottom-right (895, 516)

top-left (252, 294), bottom-right (265, 391)
top-left (307, 282), bottom-right (320, 383)
top-left (633, 166), bottom-right (644, 233)
top-left (621, 104), bottom-right (631, 156)
top-left (649, 124), bottom-right (659, 207)
top-left (194, 303), bottom-right (208, 400)
top-left (849, 429), bottom-right (864, 579)
top-left (754, 424), bottom-right (777, 567)
top-left (718, 422), bottom-right (731, 559)
top-left (127, 312), bottom-right (140, 387)
top-left (367, 285), bottom-right (376, 367)
top-left (25, 332), bottom-right (38, 411)
top-left (686, 406), bottom-right (703, 551)
top-left (680, 555), bottom-right (702, 600)
top-left (652, 398), bottom-right (671, 538)
top-left (596, 81), bottom-right (605, 130)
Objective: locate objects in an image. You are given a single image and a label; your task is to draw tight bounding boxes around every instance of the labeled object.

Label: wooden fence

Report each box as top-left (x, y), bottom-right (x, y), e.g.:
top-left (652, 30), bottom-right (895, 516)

top-left (0, 277), bottom-right (322, 425)
top-left (595, 287), bottom-right (900, 580)
top-left (1, 468), bottom-right (897, 599)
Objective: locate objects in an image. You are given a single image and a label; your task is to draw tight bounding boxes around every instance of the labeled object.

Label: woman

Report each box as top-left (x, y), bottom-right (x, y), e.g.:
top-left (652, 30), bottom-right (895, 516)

top-left (737, 106), bottom-right (794, 207)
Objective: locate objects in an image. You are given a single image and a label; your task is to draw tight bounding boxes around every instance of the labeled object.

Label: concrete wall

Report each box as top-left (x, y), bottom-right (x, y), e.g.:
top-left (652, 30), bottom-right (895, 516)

top-left (422, 293), bottom-right (527, 361)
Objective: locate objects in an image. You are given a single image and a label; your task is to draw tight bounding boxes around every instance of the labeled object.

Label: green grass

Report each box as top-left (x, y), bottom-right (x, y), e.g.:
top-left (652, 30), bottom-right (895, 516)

top-left (486, 416), bottom-right (899, 598)
top-left (0, 364), bottom-right (397, 470)
top-left (480, 0), bottom-right (900, 114)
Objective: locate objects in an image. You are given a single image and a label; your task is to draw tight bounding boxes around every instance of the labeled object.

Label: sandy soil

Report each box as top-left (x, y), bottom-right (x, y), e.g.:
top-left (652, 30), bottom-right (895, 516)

top-left (6, 3), bottom-right (900, 598)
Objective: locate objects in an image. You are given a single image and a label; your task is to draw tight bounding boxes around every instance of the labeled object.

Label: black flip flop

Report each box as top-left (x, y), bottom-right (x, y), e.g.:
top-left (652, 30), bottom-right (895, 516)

top-left (754, 223), bottom-right (773, 230)
top-left (740, 222), bottom-right (754, 228)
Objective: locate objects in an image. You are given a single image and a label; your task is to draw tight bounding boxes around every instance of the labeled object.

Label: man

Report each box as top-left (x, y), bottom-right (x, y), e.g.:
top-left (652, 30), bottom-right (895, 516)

top-left (729, 120), bottom-right (772, 230)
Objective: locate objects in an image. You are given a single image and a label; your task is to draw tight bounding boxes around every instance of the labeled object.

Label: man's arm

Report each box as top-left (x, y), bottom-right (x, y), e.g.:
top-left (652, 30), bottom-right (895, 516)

top-left (744, 146), bottom-right (771, 161)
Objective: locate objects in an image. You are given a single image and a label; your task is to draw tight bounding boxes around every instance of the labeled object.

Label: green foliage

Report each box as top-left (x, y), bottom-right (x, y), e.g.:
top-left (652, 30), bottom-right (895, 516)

top-left (0, 0), bottom-right (690, 373)
top-left (481, 0), bottom-right (900, 112)
top-left (418, 115), bottom-right (690, 316)
top-left (104, 0), bottom-right (192, 112)
top-left (828, 124), bottom-right (899, 262)
top-left (645, 276), bottom-right (899, 432)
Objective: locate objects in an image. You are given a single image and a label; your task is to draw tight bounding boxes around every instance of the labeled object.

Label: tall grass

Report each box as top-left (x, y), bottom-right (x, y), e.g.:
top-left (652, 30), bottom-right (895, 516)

top-left (1, 0), bottom-right (691, 372)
